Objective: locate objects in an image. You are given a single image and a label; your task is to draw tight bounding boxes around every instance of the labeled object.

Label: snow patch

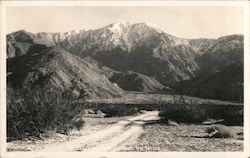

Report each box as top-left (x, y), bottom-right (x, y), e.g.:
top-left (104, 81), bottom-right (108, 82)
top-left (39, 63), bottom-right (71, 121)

top-left (108, 22), bottom-right (130, 46)
top-left (108, 22), bottom-right (129, 35)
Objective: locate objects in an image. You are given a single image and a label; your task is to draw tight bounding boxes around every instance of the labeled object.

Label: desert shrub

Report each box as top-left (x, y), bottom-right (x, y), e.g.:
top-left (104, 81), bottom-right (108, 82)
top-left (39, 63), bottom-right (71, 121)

top-left (159, 96), bottom-right (243, 125)
top-left (159, 104), bottom-right (208, 123)
top-left (205, 125), bottom-right (233, 138)
top-left (97, 104), bottom-right (139, 117)
top-left (72, 114), bottom-right (85, 131)
top-left (221, 106), bottom-right (243, 125)
top-left (7, 87), bottom-right (85, 140)
top-left (159, 96), bottom-right (208, 123)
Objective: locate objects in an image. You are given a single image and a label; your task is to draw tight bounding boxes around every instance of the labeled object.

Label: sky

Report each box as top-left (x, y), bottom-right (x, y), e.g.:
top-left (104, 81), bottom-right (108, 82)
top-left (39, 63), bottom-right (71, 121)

top-left (6, 6), bottom-right (244, 38)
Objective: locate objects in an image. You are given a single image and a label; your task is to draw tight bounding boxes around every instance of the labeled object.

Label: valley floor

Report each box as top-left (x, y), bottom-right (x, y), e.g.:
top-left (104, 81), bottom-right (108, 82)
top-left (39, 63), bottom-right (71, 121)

top-left (119, 124), bottom-right (243, 152)
top-left (7, 111), bottom-right (243, 152)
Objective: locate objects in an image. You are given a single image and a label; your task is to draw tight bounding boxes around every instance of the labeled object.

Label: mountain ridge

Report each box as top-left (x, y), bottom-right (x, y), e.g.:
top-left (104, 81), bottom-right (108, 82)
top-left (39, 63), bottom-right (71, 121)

top-left (7, 22), bottom-right (244, 101)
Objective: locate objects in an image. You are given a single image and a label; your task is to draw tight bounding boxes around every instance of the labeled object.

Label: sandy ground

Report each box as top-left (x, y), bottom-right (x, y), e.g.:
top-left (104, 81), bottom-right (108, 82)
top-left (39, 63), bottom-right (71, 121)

top-left (8, 111), bottom-right (160, 152)
top-left (42, 111), bottom-right (159, 151)
top-left (7, 111), bottom-right (243, 152)
top-left (118, 124), bottom-right (243, 152)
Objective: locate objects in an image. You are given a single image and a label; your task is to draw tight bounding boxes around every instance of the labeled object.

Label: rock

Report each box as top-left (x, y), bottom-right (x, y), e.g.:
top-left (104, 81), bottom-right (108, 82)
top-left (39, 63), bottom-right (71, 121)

top-left (202, 119), bottom-right (224, 125)
top-left (167, 119), bottom-right (179, 126)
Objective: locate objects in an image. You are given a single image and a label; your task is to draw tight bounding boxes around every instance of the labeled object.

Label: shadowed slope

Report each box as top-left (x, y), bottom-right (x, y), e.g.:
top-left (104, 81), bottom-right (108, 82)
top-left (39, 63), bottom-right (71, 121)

top-left (109, 71), bottom-right (168, 93)
top-left (7, 44), bottom-right (124, 99)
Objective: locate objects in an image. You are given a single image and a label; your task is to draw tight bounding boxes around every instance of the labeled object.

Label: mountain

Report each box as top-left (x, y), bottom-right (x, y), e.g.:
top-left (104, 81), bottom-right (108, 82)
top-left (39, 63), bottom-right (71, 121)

top-left (58, 22), bottom-right (211, 86)
top-left (196, 35), bottom-right (243, 70)
top-left (7, 23), bottom-right (215, 86)
top-left (7, 30), bottom-right (77, 58)
top-left (6, 22), bottom-right (244, 101)
top-left (7, 44), bottom-right (124, 99)
top-left (175, 35), bottom-right (244, 101)
top-left (174, 62), bottom-right (243, 102)
top-left (109, 70), bottom-right (168, 93)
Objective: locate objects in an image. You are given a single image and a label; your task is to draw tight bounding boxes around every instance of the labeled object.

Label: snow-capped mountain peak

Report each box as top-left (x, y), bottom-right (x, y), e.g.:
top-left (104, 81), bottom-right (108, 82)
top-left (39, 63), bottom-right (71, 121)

top-left (107, 22), bottom-right (131, 34)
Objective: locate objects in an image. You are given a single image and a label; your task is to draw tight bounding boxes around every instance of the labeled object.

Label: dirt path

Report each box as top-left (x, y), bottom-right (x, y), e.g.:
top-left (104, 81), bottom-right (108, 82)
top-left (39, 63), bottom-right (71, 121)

top-left (39, 111), bottom-right (160, 152)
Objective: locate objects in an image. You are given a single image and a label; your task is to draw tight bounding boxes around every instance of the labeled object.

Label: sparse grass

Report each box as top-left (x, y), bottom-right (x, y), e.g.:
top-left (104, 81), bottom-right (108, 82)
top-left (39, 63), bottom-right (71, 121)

top-left (117, 124), bottom-right (243, 152)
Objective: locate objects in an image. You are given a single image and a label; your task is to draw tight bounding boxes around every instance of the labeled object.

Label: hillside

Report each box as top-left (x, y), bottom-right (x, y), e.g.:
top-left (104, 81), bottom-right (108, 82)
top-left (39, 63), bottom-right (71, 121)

top-left (109, 71), bottom-right (168, 93)
top-left (174, 35), bottom-right (244, 102)
top-left (196, 35), bottom-right (243, 70)
top-left (175, 62), bottom-right (243, 102)
top-left (7, 44), bottom-right (124, 99)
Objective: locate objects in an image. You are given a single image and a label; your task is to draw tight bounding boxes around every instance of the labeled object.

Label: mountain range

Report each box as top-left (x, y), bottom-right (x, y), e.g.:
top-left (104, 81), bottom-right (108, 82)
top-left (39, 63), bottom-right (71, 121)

top-left (7, 22), bottom-right (244, 101)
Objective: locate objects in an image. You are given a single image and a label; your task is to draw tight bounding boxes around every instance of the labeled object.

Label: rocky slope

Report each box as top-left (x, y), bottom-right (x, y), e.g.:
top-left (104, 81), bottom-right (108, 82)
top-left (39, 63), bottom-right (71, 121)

top-left (175, 62), bottom-right (243, 102)
top-left (196, 35), bottom-right (243, 70)
top-left (109, 71), bottom-right (168, 93)
top-left (7, 44), bottom-right (124, 99)
top-left (175, 35), bottom-right (244, 101)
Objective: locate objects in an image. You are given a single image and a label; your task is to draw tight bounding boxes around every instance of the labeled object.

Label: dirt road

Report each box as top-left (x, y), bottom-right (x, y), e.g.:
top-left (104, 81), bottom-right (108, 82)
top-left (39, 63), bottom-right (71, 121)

top-left (40, 111), bottom-right (159, 152)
